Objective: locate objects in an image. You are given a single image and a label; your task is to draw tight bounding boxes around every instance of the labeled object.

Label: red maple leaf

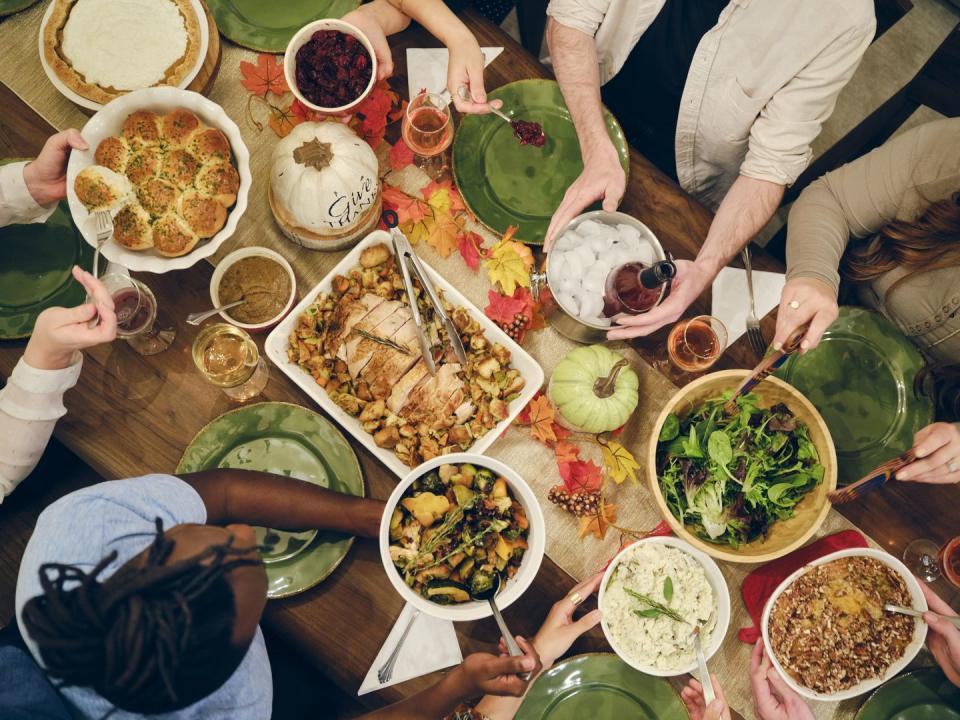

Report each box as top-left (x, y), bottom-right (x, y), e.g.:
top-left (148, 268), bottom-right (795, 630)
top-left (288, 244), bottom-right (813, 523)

top-left (352, 83), bottom-right (396, 148)
top-left (552, 422), bottom-right (572, 441)
top-left (389, 139), bottom-right (414, 171)
top-left (458, 232), bottom-right (482, 271)
top-left (554, 441), bottom-right (581, 464)
top-left (485, 289), bottom-right (529, 326)
top-left (382, 186), bottom-right (427, 226)
top-left (240, 54), bottom-right (288, 97)
top-left (516, 390), bottom-right (543, 424)
top-left (559, 460), bottom-right (603, 493)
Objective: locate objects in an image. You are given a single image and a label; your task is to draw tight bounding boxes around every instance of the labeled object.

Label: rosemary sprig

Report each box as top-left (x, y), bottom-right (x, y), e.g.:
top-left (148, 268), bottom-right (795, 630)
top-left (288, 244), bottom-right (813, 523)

top-left (625, 588), bottom-right (686, 623)
top-left (404, 507), bottom-right (465, 577)
top-left (354, 328), bottom-right (411, 355)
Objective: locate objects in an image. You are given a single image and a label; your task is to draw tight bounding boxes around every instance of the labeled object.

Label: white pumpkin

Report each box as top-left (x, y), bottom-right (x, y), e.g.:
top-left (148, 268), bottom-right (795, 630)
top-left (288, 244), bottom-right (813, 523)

top-left (269, 121), bottom-right (381, 250)
top-left (547, 345), bottom-right (639, 433)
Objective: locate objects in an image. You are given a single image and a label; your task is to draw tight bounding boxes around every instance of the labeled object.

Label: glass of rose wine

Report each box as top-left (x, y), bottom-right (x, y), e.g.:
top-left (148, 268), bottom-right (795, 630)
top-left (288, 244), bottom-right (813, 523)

top-left (904, 536), bottom-right (960, 587)
top-left (402, 91), bottom-right (454, 179)
top-left (101, 274), bottom-right (175, 355)
top-left (667, 315), bottom-right (728, 372)
top-left (192, 323), bottom-right (269, 402)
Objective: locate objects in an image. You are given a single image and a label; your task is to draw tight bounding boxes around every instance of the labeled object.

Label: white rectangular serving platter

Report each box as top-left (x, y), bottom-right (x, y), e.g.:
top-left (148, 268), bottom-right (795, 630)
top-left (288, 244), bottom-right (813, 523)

top-left (265, 230), bottom-right (545, 478)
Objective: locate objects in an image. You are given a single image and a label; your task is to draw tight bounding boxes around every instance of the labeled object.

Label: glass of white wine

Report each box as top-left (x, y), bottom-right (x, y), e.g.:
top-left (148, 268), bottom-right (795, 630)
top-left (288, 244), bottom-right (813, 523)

top-left (192, 323), bottom-right (269, 402)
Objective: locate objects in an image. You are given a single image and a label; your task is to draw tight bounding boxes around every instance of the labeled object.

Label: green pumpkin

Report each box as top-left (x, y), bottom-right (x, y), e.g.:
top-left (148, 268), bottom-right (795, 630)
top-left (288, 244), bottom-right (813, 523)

top-left (548, 345), bottom-right (639, 433)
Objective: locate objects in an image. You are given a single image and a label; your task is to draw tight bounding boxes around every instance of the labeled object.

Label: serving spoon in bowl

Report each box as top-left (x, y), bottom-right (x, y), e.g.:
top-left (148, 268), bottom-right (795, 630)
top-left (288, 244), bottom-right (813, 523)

top-left (469, 572), bottom-right (531, 680)
top-left (187, 298), bottom-right (246, 326)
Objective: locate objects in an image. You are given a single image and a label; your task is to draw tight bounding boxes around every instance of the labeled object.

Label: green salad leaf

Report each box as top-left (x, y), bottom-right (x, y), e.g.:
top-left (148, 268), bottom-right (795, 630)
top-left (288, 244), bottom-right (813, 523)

top-left (655, 392), bottom-right (824, 547)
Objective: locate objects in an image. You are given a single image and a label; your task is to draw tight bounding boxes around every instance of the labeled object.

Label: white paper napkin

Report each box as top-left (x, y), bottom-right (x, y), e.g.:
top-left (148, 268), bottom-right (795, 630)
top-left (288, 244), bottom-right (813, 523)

top-left (711, 266), bottom-right (785, 345)
top-left (406, 47), bottom-right (504, 100)
top-left (358, 603), bottom-right (463, 695)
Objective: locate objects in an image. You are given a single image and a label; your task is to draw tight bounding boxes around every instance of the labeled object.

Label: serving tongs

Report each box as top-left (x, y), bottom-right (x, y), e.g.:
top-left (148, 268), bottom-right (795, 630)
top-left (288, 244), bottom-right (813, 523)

top-left (827, 448), bottom-right (917, 505)
top-left (723, 323), bottom-right (810, 414)
top-left (382, 210), bottom-right (468, 375)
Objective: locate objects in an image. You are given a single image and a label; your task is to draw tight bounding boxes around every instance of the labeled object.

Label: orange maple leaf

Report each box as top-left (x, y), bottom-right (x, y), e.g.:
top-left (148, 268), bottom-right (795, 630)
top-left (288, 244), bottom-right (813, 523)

top-left (526, 396), bottom-right (557, 445)
top-left (554, 440), bottom-right (580, 464)
top-left (578, 502), bottom-right (618, 540)
top-left (240, 54), bottom-right (289, 97)
top-left (427, 211), bottom-right (463, 258)
top-left (382, 186), bottom-right (427, 226)
top-left (268, 102), bottom-right (301, 138)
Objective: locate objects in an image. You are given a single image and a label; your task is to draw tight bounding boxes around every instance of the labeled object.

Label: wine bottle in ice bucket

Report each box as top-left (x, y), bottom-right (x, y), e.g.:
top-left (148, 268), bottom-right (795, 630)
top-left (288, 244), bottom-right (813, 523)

top-left (602, 260), bottom-right (677, 317)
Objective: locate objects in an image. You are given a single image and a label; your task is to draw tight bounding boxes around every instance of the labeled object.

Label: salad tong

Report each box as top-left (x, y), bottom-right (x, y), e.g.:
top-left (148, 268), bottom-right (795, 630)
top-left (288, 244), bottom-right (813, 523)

top-left (723, 323), bottom-right (809, 413)
top-left (827, 449), bottom-right (917, 504)
top-left (382, 210), bottom-right (468, 375)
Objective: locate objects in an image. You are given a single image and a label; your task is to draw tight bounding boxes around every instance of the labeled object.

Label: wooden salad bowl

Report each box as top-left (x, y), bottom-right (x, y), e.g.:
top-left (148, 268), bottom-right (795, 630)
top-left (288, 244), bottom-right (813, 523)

top-left (646, 370), bottom-right (837, 564)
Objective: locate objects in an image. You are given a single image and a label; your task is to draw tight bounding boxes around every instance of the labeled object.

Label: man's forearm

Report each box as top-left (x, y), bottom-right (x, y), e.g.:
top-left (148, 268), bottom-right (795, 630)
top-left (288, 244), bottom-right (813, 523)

top-left (694, 175), bottom-right (785, 279)
top-left (182, 469), bottom-right (384, 538)
top-left (387, 0), bottom-right (472, 45)
top-left (355, 665), bottom-right (472, 720)
top-left (546, 19), bottom-right (610, 162)
top-left (358, 0), bottom-right (411, 35)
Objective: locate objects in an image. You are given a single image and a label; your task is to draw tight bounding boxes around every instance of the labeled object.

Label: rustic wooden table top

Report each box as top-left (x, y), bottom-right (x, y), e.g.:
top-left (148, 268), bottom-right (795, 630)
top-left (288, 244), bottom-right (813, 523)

top-left (1, 10), bottom-right (958, 716)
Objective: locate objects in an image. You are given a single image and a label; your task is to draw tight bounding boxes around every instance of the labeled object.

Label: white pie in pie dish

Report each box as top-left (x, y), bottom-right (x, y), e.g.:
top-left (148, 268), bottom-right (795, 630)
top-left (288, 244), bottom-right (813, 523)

top-left (40, 0), bottom-right (207, 108)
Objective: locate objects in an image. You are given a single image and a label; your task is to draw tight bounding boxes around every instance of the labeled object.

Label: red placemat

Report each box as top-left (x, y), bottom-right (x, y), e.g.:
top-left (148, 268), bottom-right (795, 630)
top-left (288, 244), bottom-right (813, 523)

top-left (738, 529), bottom-right (868, 643)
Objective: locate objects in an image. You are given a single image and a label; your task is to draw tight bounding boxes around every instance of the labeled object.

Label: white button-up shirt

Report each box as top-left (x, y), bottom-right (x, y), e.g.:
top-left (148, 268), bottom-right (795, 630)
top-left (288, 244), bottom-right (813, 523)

top-left (546, 0), bottom-right (876, 210)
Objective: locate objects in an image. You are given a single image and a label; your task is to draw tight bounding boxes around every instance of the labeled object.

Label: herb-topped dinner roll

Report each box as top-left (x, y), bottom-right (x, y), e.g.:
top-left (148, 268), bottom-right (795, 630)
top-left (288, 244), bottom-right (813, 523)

top-left (160, 108), bottom-right (201, 148)
top-left (178, 189), bottom-right (227, 239)
top-left (152, 211), bottom-right (199, 257)
top-left (74, 166), bottom-right (131, 211)
top-left (113, 203), bottom-right (153, 250)
top-left (189, 127), bottom-right (231, 164)
top-left (136, 177), bottom-right (178, 218)
top-left (93, 135), bottom-right (129, 174)
top-left (196, 160), bottom-right (240, 207)
top-left (121, 110), bottom-right (162, 150)
top-left (124, 147), bottom-right (162, 185)
top-left (160, 148), bottom-right (200, 190)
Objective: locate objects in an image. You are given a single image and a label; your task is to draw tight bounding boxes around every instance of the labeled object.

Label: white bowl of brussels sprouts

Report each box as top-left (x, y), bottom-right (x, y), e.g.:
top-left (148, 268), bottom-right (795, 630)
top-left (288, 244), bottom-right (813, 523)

top-left (379, 453), bottom-right (545, 622)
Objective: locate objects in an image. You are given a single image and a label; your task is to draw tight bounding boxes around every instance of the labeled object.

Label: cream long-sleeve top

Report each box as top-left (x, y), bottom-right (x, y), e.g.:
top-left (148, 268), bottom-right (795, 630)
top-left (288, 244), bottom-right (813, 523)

top-left (545, 0), bottom-right (875, 211)
top-left (786, 118), bottom-right (960, 362)
top-left (0, 161), bottom-right (80, 501)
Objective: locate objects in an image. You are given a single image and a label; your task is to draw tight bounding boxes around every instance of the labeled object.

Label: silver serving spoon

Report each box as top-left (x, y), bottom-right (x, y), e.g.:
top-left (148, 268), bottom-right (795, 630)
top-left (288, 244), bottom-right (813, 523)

top-left (187, 299), bottom-right (245, 326)
top-left (885, 603), bottom-right (960, 628)
top-left (691, 625), bottom-right (715, 705)
top-left (469, 573), bottom-right (531, 680)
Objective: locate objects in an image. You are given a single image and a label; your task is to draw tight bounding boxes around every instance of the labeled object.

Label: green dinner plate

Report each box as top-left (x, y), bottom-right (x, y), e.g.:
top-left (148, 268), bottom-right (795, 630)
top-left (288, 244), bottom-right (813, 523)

top-left (0, 158), bottom-right (94, 339)
top-left (453, 79), bottom-right (630, 245)
top-left (207, 0), bottom-right (360, 53)
top-left (515, 654), bottom-right (690, 720)
top-left (855, 668), bottom-right (960, 719)
top-left (176, 402), bottom-right (365, 599)
top-left (0, 0), bottom-right (40, 17)
top-left (776, 307), bottom-right (933, 486)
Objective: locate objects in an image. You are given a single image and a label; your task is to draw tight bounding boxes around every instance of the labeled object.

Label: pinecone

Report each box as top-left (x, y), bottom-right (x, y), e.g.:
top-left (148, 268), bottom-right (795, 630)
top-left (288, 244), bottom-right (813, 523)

top-left (548, 486), bottom-right (600, 517)
top-left (500, 312), bottom-right (530, 341)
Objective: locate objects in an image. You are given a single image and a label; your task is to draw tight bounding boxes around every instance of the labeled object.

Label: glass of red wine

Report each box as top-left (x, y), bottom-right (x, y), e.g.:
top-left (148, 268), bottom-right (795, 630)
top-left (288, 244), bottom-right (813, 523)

top-left (667, 315), bottom-right (728, 373)
top-left (401, 91), bottom-right (454, 179)
top-left (101, 274), bottom-right (175, 356)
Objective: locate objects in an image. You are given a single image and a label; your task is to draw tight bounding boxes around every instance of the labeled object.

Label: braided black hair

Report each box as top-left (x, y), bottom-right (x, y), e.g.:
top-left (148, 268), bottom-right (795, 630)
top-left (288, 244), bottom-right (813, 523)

top-left (21, 518), bottom-right (262, 714)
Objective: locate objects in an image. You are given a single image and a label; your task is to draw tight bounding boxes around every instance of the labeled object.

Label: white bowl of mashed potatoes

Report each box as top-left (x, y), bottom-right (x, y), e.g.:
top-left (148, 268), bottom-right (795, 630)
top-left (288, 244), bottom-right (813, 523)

top-left (599, 536), bottom-right (730, 676)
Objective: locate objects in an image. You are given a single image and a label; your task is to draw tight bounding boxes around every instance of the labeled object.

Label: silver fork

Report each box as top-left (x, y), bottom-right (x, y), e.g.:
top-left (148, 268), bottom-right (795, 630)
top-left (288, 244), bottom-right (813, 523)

top-left (91, 209), bottom-right (113, 280)
top-left (741, 246), bottom-right (765, 356)
top-left (377, 608), bottom-right (420, 685)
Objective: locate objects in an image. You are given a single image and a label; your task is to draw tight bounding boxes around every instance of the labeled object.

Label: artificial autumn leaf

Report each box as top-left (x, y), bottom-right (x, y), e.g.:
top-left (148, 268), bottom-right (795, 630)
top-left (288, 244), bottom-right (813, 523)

top-left (240, 53), bottom-right (289, 97)
top-left (382, 186), bottom-right (427, 225)
top-left (485, 235), bottom-right (533, 295)
top-left (352, 82), bottom-right (401, 148)
top-left (601, 439), bottom-right (642, 484)
top-left (402, 216), bottom-right (434, 245)
top-left (552, 422), bottom-right (572, 441)
top-left (526, 395), bottom-right (557, 445)
top-left (423, 179), bottom-right (466, 214)
top-left (554, 440), bottom-right (581, 465)
top-left (427, 212), bottom-right (462, 258)
top-left (268, 102), bottom-right (301, 138)
top-left (579, 502), bottom-right (617, 540)
top-left (389, 139), bottom-right (415, 171)
top-left (516, 390), bottom-right (542, 424)
top-left (513, 287), bottom-right (546, 332)
top-left (458, 231), bottom-right (483, 271)
top-left (484, 289), bottom-right (529, 326)
top-left (560, 459), bottom-right (603, 493)
top-left (290, 98), bottom-right (325, 122)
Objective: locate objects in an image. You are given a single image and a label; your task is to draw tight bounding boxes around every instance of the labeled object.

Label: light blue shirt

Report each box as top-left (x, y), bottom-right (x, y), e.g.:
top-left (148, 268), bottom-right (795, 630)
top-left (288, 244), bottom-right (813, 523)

top-left (15, 474), bottom-right (273, 720)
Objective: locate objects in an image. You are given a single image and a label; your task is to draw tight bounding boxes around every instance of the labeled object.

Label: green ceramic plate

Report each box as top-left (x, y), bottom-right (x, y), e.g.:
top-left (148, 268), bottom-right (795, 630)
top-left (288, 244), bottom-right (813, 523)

top-left (0, 158), bottom-right (95, 339)
top-left (855, 668), bottom-right (960, 719)
top-left (453, 79), bottom-right (630, 245)
top-left (0, 0), bottom-right (40, 17)
top-left (207, 0), bottom-right (360, 52)
top-left (176, 401), bottom-right (365, 599)
top-left (515, 654), bottom-right (689, 720)
top-left (776, 307), bottom-right (934, 486)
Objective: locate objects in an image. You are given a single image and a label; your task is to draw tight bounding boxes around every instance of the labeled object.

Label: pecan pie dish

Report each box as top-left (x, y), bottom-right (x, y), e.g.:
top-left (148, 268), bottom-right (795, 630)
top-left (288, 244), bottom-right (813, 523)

top-left (43, 0), bottom-right (203, 105)
top-left (74, 108), bottom-right (239, 258)
top-left (768, 556), bottom-right (915, 695)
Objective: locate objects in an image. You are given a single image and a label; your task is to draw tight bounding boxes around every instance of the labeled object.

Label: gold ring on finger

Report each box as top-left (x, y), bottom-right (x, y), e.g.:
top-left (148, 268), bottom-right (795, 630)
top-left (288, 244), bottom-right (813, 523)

top-left (568, 591), bottom-right (583, 606)
top-left (789, 300), bottom-right (801, 310)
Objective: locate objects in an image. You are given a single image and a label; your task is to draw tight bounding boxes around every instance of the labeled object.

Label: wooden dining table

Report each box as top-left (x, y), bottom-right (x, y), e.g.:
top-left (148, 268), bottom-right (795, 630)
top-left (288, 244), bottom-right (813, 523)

top-left (1, 9), bottom-right (958, 718)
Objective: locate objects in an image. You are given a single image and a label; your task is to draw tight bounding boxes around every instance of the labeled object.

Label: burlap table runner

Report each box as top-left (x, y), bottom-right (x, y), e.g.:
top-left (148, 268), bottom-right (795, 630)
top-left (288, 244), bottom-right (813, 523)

top-left (0, 6), bottom-right (932, 717)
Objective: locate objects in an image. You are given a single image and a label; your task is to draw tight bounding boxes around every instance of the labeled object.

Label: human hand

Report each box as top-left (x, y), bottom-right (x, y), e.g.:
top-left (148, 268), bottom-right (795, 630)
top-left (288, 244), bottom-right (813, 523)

top-left (920, 582), bottom-right (960, 686)
top-left (22, 267), bottom-right (117, 371)
top-left (750, 639), bottom-right (814, 720)
top-left (446, 34), bottom-right (501, 115)
top-left (773, 277), bottom-right (838, 353)
top-left (544, 140), bottom-right (626, 249)
top-left (606, 259), bottom-right (711, 340)
top-left (681, 674), bottom-right (731, 720)
top-left (458, 637), bottom-right (542, 697)
top-left (22, 129), bottom-right (88, 206)
top-left (896, 423), bottom-right (960, 483)
top-left (342, 7), bottom-right (394, 80)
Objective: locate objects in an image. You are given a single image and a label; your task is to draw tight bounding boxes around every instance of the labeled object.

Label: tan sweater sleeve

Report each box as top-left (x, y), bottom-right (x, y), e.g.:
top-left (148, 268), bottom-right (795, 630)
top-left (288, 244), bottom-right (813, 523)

top-left (785, 119), bottom-right (960, 294)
